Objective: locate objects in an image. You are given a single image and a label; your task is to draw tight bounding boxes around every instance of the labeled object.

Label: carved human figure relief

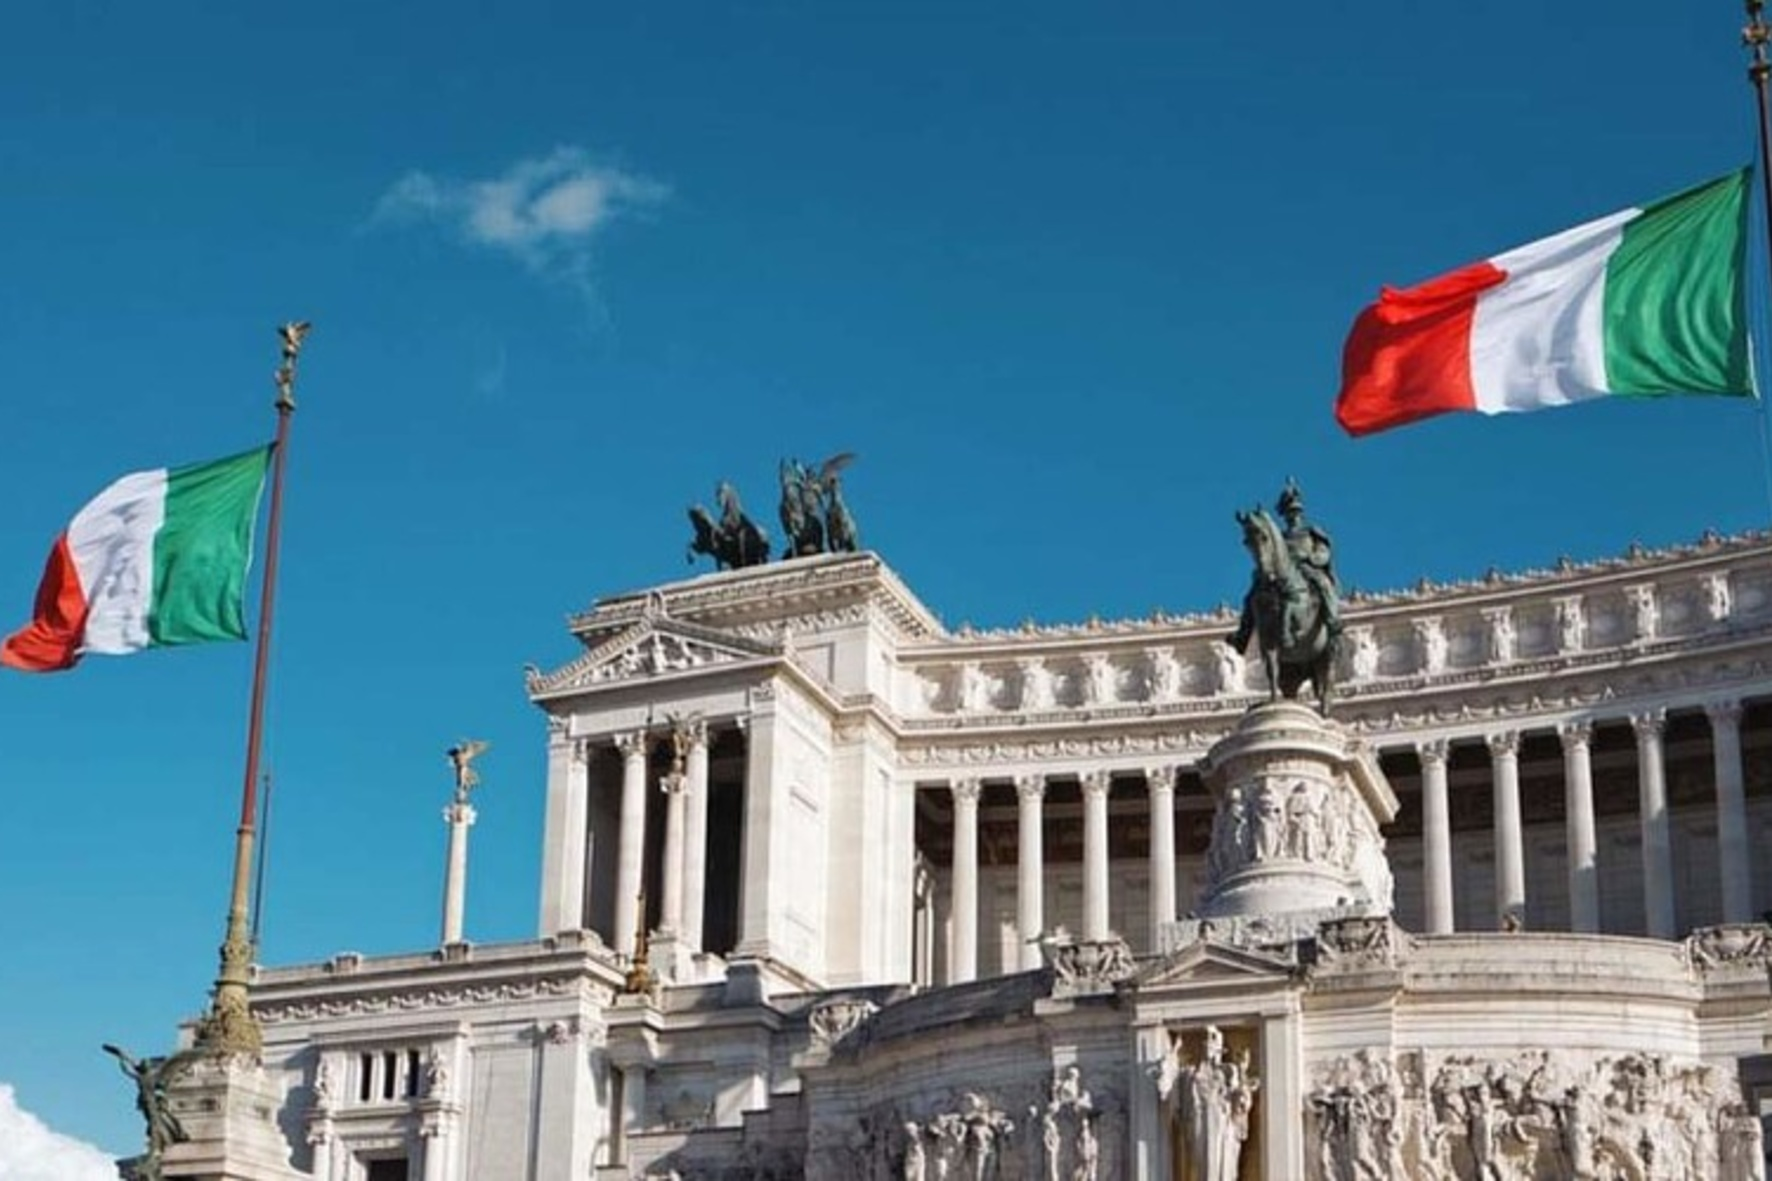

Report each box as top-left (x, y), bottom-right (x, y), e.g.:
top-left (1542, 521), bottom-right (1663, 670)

top-left (1484, 607), bottom-right (1515, 665)
top-left (1019, 658), bottom-right (1056, 711)
top-left (1705, 571), bottom-right (1734, 625)
top-left (1215, 644), bottom-right (1245, 694)
top-left (1413, 617), bottom-right (1448, 675)
top-left (902, 1121), bottom-right (926, 1181)
top-left (1627, 583), bottom-right (1659, 642)
top-left (1161, 1026), bottom-right (1258, 1181)
top-left (958, 662), bottom-right (991, 713)
top-left (1554, 596), bottom-right (1585, 653)
top-left (1145, 646), bottom-right (1183, 702)
top-left (1084, 654), bottom-right (1116, 707)
top-left (1347, 626), bottom-right (1379, 682)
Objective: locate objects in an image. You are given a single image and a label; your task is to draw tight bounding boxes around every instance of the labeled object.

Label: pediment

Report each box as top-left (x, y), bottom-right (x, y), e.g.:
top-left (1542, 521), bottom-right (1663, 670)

top-left (1131, 940), bottom-right (1298, 991)
top-left (528, 617), bottom-right (778, 697)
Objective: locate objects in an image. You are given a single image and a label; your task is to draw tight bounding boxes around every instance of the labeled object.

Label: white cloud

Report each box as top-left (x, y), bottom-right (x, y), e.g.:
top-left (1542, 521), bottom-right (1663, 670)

top-left (0, 1083), bottom-right (118, 1181)
top-left (374, 147), bottom-right (668, 289)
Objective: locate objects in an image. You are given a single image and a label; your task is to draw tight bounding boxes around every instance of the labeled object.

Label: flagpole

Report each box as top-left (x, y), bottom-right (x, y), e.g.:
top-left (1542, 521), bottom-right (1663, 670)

top-left (194, 321), bottom-right (309, 1058)
top-left (1744, 3), bottom-right (1772, 520)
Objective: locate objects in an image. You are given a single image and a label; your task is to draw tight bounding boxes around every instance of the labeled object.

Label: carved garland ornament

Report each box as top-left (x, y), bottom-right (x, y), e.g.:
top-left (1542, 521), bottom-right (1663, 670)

top-left (255, 977), bottom-right (585, 1024)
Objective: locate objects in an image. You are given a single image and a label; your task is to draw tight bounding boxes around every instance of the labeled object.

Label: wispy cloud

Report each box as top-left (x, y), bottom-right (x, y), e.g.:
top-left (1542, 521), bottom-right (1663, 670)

top-left (374, 147), bottom-right (668, 291)
top-left (0, 1084), bottom-right (118, 1181)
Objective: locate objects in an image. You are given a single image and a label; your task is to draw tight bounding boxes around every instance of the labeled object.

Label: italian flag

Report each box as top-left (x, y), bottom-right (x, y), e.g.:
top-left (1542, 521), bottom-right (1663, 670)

top-left (1, 447), bottom-right (272, 672)
top-left (1336, 169), bottom-right (1755, 436)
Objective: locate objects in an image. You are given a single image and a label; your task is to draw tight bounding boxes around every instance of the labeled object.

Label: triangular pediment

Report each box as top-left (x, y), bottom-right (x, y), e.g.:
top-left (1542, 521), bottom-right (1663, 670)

top-left (528, 615), bottom-right (778, 697)
top-left (1131, 940), bottom-right (1298, 991)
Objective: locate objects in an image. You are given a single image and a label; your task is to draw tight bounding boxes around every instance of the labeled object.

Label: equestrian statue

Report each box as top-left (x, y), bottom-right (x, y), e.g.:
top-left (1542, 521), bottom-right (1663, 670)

top-left (1225, 478), bottom-right (1344, 712)
top-left (686, 481), bottom-right (771, 571)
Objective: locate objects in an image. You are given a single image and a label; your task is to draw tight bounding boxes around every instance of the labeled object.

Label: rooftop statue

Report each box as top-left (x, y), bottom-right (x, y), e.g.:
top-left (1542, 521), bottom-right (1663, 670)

top-left (104, 1043), bottom-right (194, 1181)
top-left (1226, 478), bottom-right (1343, 711)
top-left (687, 481), bottom-right (771, 571)
top-left (779, 452), bottom-right (859, 559)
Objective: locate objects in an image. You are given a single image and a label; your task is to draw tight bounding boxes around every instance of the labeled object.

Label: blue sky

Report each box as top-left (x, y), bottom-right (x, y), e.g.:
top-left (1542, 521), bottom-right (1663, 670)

top-left (0, 0), bottom-right (1764, 1157)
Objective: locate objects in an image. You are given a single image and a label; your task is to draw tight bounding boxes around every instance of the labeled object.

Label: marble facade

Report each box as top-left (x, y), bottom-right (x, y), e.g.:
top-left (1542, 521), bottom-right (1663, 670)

top-left (164, 536), bottom-right (1772, 1179)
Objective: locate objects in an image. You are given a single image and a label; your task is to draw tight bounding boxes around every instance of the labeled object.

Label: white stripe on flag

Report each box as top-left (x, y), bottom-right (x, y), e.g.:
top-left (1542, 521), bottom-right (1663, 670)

top-left (68, 469), bottom-right (168, 655)
top-left (1468, 207), bottom-right (1637, 414)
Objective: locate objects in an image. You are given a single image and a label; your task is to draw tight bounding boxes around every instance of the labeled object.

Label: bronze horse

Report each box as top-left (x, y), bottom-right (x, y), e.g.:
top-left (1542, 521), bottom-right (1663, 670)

top-left (1235, 505), bottom-right (1336, 712)
top-left (687, 483), bottom-right (770, 570)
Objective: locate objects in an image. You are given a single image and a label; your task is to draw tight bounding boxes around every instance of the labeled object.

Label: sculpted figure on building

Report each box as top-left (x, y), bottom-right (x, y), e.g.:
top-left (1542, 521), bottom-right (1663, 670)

top-left (1227, 478), bottom-right (1343, 709)
top-left (1156, 1026), bottom-right (1258, 1181)
top-left (686, 481), bottom-right (771, 570)
top-left (1302, 1047), bottom-right (1762, 1181)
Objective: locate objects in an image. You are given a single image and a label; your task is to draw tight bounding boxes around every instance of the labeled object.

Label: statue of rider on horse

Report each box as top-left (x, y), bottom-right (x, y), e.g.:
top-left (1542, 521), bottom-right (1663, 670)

top-left (1225, 478), bottom-right (1344, 711)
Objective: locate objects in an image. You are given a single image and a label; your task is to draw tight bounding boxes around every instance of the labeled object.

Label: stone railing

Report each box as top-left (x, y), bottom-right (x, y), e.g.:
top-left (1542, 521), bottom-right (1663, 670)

top-left (897, 541), bottom-right (1772, 722)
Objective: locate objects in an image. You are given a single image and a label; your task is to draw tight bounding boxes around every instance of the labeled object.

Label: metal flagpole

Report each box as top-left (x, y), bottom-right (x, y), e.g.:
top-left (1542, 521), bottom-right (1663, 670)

top-left (1742, 3), bottom-right (1772, 519)
top-left (194, 321), bottom-right (309, 1058)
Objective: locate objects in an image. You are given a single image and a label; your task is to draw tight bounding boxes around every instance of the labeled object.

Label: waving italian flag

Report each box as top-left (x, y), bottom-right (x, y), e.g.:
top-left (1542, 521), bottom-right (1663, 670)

top-left (1, 446), bottom-right (271, 672)
top-left (1336, 169), bottom-right (1755, 436)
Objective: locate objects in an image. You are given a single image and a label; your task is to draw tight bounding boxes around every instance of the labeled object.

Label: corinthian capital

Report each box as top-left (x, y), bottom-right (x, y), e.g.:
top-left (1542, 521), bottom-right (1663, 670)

top-left (1485, 730), bottom-right (1520, 758)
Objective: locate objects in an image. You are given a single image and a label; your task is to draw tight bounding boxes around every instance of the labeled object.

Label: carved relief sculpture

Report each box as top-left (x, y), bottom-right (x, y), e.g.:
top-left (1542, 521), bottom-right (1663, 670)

top-left (1484, 607), bottom-right (1515, 666)
top-left (1306, 1047), bottom-right (1758, 1180)
top-left (1625, 583), bottom-right (1659, 642)
top-left (1347, 626), bottom-right (1379, 683)
top-left (1414, 617), bottom-right (1448, 675)
top-left (1019, 658), bottom-right (1056, 711)
top-left (1082, 654), bottom-right (1116, 707)
top-left (1705, 571), bottom-right (1734, 624)
top-left (1156, 1027), bottom-right (1258, 1181)
top-left (1554, 596), bottom-right (1585, 653)
top-left (1146, 646), bottom-right (1183, 702)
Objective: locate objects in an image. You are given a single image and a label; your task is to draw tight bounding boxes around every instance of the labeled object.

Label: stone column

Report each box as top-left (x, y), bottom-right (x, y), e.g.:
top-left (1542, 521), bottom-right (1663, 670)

top-left (618, 1061), bottom-right (648, 1165)
top-left (682, 721), bottom-right (711, 951)
top-left (1146, 765), bottom-right (1179, 949)
top-left (950, 778), bottom-right (982, 984)
top-left (1415, 740), bottom-right (1454, 935)
top-left (614, 730), bottom-right (650, 957)
top-left (537, 723), bottom-right (590, 935)
top-left (1015, 773), bottom-right (1046, 971)
top-left (1488, 730), bottom-right (1526, 929)
top-left (1081, 770), bottom-right (1113, 941)
top-left (1260, 1014), bottom-right (1305, 1180)
top-left (1632, 709), bottom-right (1676, 939)
top-left (440, 799), bottom-right (477, 945)
top-left (1707, 700), bottom-right (1753, 924)
top-left (420, 1125), bottom-right (450, 1181)
top-left (659, 770), bottom-right (688, 936)
top-left (1559, 720), bottom-right (1599, 933)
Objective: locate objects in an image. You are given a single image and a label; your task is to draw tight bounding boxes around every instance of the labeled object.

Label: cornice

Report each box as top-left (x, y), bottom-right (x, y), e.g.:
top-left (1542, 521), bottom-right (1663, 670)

top-left (566, 552), bottom-right (943, 643)
top-left (898, 529), bottom-right (1769, 651)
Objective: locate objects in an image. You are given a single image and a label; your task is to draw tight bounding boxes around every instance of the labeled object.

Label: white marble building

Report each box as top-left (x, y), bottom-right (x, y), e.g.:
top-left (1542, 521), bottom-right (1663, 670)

top-left (169, 535), bottom-right (1772, 1180)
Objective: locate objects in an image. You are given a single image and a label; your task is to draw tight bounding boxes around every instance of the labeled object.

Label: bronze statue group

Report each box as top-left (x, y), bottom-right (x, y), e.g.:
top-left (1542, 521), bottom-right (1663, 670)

top-left (687, 453), bottom-right (860, 571)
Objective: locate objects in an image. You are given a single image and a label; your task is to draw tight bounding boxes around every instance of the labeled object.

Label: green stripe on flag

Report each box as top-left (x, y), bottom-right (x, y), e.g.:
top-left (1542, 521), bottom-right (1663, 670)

top-left (147, 446), bottom-right (272, 646)
top-left (1602, 167), bottom-right (1754, 398)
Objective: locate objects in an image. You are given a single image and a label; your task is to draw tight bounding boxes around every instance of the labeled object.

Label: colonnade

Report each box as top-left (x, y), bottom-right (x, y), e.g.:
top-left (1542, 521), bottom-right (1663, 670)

top-left (932, 699), bottom-right (1759, 983)
top-left (1411, 701), bottom-right (1755, 938)
top-left (609, 721), bottom-right (714, 954)
top-left (945, 766), bottom-right (1185, 984)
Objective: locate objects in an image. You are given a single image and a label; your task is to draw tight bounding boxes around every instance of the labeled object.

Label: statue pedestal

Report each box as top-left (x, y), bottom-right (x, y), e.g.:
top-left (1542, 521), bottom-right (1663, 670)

top-left (1191, 702), bottom-right (1398, 932)
top-left (158, 1056), bottom-right (297, 1181)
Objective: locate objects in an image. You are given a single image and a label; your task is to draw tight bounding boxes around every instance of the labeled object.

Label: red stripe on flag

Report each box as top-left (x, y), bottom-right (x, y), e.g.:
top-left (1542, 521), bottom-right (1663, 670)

top-left (1335, 260), bottom-right (1508, 436)
top-left (1, 534), bottom-right (91, 672)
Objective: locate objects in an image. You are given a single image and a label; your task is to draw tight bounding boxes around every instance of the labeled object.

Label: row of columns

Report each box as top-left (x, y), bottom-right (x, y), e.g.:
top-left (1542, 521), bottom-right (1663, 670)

top-left (939, 700), bottom-right (1756, 981)
top-left (611, 721), bottom-right (713, 956)
top-left (948, 767), bottom-right (1182, 984)
top-left (1413, 700), bottom-right (1754, 937)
